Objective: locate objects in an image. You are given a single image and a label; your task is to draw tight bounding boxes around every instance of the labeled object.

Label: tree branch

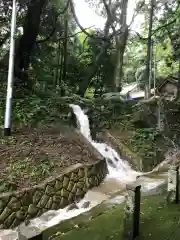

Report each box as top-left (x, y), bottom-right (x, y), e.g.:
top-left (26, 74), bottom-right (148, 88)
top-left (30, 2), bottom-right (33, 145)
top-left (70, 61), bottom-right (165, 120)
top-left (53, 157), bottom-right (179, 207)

top-left (36, 14), bottom-right (59, 44)
top-left (59, 0), bottom-right (70, 14)
top-left (132, 17), bottom-right (177, 41)
top-left (56, 26), bottom-right (95, 41)
top-left (133, 2), bottom-right (179, 40)
top-left (129, 0), bottom-right (145, 28)
top-left (101, 0), bottom-right (118, 43)
top-left (69, 0), bottom-right (108, 41)
top-left (36, 0), bottom-right (70, 44)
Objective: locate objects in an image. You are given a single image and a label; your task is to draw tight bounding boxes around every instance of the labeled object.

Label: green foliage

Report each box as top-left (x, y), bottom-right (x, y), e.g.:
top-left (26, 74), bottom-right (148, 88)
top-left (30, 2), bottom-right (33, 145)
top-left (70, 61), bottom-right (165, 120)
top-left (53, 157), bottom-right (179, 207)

top-left (1, 0), bottom-right (180, 96)
top-left (129, 128), bottom-right (161, 158)
top-left (0, 92), bottom-right (72, 130)
top-left (125, 127), bottom-right (169, 170)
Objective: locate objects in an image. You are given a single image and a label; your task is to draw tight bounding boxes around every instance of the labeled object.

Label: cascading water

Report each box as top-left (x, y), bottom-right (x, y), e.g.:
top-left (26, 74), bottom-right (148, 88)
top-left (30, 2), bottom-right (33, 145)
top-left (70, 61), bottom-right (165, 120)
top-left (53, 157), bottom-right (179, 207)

top-left (69, 104), bottom-right (168, 194)
top-left (70, 104), bottom-right (142, 184)
top-left (0, 104), bottom-right (168, 240)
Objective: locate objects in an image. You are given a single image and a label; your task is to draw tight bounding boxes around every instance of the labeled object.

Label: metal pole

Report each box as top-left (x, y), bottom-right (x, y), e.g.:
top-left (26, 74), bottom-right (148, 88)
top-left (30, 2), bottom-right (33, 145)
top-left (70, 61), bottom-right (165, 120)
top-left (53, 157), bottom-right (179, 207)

top-left (144, 0), bottom-right (155, 99)
top-left (149, 39), bottom-right (153, 91)
top-left (153, 46), bottom-right (156, 96)
top-left (4, 0), bottom-right (16, 136)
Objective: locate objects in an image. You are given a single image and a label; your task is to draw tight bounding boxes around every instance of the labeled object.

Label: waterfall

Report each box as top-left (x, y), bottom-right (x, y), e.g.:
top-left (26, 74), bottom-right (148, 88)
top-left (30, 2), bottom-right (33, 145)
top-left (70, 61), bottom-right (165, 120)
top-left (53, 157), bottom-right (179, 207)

top-left (0, 104), bottom-right (167, 239)
top-left (70, 104), bottom-right (142, 184)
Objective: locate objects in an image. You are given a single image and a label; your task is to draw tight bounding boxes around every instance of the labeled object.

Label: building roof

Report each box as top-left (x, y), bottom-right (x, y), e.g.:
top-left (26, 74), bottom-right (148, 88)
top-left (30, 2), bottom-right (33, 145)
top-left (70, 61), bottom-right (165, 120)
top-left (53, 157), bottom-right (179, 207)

top-left (120, 82), bottom-right (138, 95)
top-left (130, 89), bottom-right (155, 99)
top-left (156, 76), bottom-right (178, 92)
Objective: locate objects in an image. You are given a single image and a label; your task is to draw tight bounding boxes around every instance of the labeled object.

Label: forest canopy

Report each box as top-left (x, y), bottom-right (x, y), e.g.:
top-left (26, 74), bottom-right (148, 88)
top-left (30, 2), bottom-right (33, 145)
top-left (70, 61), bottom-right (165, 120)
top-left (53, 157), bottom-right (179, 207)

top-left (0, 0), bottom-right (180, 98)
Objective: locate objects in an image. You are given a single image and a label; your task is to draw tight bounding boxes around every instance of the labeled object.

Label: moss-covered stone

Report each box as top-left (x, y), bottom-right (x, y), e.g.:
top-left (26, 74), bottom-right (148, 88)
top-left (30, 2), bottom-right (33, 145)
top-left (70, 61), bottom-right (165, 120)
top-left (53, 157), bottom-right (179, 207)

top-left (63, 176), bottom-right (70, 188)
top-left (37, 195), bottom-right (50, 208)
top-left (55, 180), bottom-right (63, 191)
top-left (61, 188), bottom-right (70, 199)
top-left (45, 185), bottom-right (55, 196)
top-left (67, 180), bottom-right (75, 192)
top-left (4, 212), bottom-right (16, 228)
top-left (8, 197), bottom-right (21, 211)
top-left (45, 198), bottom-right (53, 209)
top-left (60, 197), bottom-right (69, 208)
top-left (16, 207), bottom-right (28, 220)
top-left (33, 190), bottom-right (43, 204)
top-left (28, 204), bottom-right (39, 216)
top-left (0, 207), bottom-right (12, 222)
top-left (21, 192), bottom-right (33, 206)
top-left (77, 168), bottom-right (85, 178)
top-left (0, 160), bottom-right (107, 229)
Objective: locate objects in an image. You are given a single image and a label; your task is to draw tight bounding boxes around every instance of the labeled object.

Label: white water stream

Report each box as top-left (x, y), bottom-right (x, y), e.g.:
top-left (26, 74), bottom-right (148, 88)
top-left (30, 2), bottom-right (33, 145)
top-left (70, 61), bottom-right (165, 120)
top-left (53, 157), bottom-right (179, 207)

top-left (0, 104), bottom-right (168, 239)
top-left (70, 104), bottom-right (142, 183)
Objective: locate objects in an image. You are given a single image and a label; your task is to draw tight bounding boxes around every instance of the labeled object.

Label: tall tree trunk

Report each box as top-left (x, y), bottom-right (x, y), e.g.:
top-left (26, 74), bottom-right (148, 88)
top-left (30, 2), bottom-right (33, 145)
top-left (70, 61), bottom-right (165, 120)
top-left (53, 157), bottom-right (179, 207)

top-left (113, 0), bottom-right (129, 92)
top-left (14, 0), bottom-right (47, 93)
top-left (62, 14), bottom-right (68, 96)
top-left (77, 41), bottom-right (110, 97)
top-left (176, 59), bottom-right (180, 99)
top-left (55, 39), bottom-right (61, 86)
top-left (62, 16), bottom-right (68, 82)
top-left (59, 42), bottom-right (64, 85)
top-left (145, 0), bottom-right (155, 99)
top-left (77, 20), bottom-right (111, 97)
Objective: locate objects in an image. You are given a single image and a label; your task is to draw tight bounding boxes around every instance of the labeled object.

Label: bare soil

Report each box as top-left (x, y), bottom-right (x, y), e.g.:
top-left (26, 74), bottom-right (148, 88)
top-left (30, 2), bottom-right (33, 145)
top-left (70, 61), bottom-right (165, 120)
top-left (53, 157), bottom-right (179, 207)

top-left (0, 124), bottom-right (98, 193)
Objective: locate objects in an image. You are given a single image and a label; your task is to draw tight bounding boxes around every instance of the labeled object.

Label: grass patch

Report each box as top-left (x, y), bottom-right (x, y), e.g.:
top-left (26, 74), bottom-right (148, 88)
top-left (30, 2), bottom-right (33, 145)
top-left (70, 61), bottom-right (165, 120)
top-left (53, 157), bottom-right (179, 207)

top-left (52, 195), bottom-right (180, 240)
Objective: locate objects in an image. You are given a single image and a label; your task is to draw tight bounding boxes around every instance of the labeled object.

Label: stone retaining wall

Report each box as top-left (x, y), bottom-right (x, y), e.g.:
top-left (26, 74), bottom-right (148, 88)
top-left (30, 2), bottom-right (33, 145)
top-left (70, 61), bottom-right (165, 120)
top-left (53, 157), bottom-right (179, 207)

top-left (0, 160), bottom-right (107, 229)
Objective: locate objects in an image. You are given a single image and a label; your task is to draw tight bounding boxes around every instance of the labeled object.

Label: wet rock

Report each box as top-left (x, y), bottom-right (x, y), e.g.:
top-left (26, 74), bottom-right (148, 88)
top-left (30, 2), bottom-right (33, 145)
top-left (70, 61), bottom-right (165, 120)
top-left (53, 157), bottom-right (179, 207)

top-left (24, 219), bottom-right (30, 226)
top-left (82, 201), bottom-right (90, 208)
top-left (66, 203), bottom-right (79, 211)
top-left (107, 159), bottom-right (116, 168)
top-left (114, 157), bottom-right (119, 162)
top-left (107, 159), bottom-right (113, 164)
top-left (69, 110), bottom-right (78, 128)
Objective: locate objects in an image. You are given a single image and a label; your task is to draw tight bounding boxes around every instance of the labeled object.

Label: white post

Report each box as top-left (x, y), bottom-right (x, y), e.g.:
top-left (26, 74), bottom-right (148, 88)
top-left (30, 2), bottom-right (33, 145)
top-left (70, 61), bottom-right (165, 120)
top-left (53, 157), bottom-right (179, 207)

top-left (4, 0), bottom-right (17, 136)
top-left (153, 44), bottom-right (156, 96)
top-left (149, 40), bottom-right (153, 91)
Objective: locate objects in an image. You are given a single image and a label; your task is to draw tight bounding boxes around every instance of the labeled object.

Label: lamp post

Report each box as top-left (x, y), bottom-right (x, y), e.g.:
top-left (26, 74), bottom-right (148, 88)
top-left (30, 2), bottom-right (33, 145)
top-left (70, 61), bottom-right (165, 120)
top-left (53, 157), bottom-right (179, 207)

top-left (153, 41), bottom-right (156, 96)
top-left (4, 0), bottom-right (17, 136)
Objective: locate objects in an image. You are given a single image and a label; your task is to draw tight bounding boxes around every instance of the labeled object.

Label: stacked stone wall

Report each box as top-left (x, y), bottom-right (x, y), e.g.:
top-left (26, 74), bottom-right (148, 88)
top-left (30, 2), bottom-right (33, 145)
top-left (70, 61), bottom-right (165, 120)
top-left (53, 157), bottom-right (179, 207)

top-left (0, 160), bottom-right (107, 229)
